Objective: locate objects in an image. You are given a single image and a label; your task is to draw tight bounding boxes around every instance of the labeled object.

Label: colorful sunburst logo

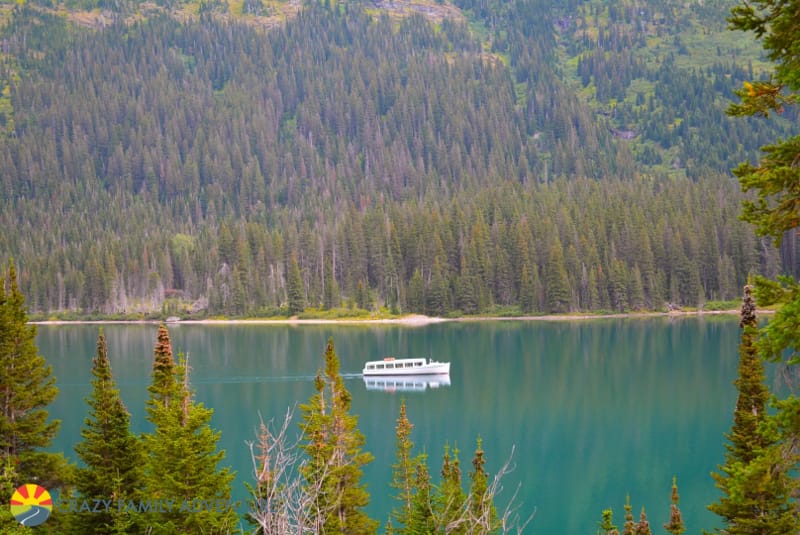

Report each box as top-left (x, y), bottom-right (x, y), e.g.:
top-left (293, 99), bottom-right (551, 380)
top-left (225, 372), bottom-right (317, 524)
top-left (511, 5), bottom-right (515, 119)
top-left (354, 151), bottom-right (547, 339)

top-left (9, 484), bottom-right (52, 526)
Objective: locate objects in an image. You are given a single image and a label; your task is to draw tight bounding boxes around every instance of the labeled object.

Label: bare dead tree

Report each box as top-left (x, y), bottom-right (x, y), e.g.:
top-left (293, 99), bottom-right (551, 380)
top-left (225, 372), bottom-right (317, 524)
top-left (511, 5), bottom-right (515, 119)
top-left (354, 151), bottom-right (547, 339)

top-left (245, 406), bottom-right (340, 535)
top-left (440, 445), bottom-right (536, 534)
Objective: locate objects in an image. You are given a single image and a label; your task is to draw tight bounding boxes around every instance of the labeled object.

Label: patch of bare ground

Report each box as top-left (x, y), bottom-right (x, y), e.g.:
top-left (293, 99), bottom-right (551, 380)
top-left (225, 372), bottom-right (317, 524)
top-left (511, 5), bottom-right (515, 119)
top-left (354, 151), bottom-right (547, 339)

top-left (371, 0), bottom-right (464, 23)
top-left (40, 0), bottom-right (464, 32)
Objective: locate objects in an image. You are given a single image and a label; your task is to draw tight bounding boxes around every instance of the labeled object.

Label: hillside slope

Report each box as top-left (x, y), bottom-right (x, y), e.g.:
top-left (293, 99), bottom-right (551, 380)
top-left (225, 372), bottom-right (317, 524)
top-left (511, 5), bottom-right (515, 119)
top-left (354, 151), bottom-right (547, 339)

top-left (0, 0), bottom-right (795, 316)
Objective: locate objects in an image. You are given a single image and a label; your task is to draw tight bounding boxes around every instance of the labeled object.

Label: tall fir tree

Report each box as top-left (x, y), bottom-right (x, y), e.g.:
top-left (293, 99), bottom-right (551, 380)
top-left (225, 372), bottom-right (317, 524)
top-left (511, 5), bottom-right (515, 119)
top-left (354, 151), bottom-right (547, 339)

top-left (436, 444), bottom-right (466, 534)
top-left (723, 1), bottom-right (800, 532)
top-left (622, 496), bottom-right (635, 535)
top-left (287, 253), bottom-right (306, 316)
top-left (467, 436), bottom-right (497, 533)
top-left (546, 241), bottom-right (571, 313)
top-left (598, 509), bottom-right (619, 535)
top-left (707, 285), bottom-right (795, 533)
top-left (299, 338), bottom-right (377, 534)
top-left (0, 260), bottom-right (65, 488)
top-left (142, 325), bottom-right (237, 534)
top-left (73, 330), bottom-right (142, 534)
top-left (634, 508), bottom-right (651, 535)
top-left (663, 477), bottom-right (685, 535)
top-left (406, 453), bottom-right (436, 534)
top-left (390, 400), bottom-right (416, 532)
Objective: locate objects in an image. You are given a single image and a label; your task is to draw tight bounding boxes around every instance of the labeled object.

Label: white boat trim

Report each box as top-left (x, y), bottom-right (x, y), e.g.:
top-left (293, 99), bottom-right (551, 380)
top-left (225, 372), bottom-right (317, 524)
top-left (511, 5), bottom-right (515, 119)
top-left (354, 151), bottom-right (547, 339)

top-left (362, 357), bottom-right (450, 376)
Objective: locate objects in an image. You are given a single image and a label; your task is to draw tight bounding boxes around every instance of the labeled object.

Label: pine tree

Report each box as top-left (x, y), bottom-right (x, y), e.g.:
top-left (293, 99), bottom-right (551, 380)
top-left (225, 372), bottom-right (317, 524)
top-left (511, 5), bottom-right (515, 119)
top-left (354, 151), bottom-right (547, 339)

top-left (598, 509), bottom-right (619, 535)
top-left (287, 253), bottom-right (305, 316)
top-left (546, 241), bottom-right (571, 313)
top-left (663, 477), bottom-right (685, 535)
top-left (142, 325), bottom-right (237, 534)
top-left (707, 285), bottom-right (795, 533)
top-left (390, 400), bottom-right (416, 532)
top-left (634, 508), bottom-right (651, 535)
top-left (408, 269), bottom-right (425, 314)
top-left (299, 338), bottom-right (377, 534)
top-left (0, 260), bottom-right (65, 489)
top-left (467, 436), bottom-right (497, 533)
top-left (323, 255), bottom-right (340, 310)
top-left (436, 443), bottom-right (466, 534)
top-left (73, 330), bottom-right (142, 534)
top-left (406, 453), bottom-right (436, 534)
top-left (623, 496), bottom-right (635, 535)
top-left (519, 263), bottom-right (537, 314)
top-left (722, 4), bottom-right (800, 533)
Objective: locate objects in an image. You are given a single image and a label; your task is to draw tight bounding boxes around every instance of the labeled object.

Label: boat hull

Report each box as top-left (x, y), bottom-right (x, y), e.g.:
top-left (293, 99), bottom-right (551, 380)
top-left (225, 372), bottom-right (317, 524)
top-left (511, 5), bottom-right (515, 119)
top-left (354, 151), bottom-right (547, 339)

top-left (362, 362), bottom-right (450, 376)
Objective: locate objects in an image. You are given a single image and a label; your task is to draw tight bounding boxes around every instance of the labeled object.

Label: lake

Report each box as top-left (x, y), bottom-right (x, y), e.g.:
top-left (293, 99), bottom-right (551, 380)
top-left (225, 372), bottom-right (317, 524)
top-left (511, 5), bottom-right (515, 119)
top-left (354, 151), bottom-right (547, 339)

top-left (37, 317), bottom-right (746, 533)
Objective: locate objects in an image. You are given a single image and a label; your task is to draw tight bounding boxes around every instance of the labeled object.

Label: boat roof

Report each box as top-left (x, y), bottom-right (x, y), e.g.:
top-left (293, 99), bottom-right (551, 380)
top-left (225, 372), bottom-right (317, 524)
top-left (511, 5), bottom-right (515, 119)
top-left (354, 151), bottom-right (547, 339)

top-left (364, 357), bottom-right (427, 366)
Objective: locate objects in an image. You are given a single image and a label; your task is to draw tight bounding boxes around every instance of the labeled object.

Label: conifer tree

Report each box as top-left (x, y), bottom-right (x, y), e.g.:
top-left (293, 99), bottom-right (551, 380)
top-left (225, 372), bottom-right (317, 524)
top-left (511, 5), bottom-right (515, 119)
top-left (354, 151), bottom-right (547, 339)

top-left (0, 260), bottom-right (64, 488)
top-left (299, 338), bottom-right (377, 534)
top-left (323, 255), bottom-right (340, 310)
top-left (707, 285), bottom-right (795, 533)
top-left (663, 477), bottom-right (685, 535)
top-left (622, 496), bottom-right (635, 535)
top-left (74, 331), bottom-right (142, 534)
top-left (390, 400), bottom-right (416, 532)
top-left (467, 436), bottom-right (497, 533)
top-left (598, 509), bottom-right (619, 535)
top-left (722, 2), bottom-right (800, 532)
top-left (634, 508), bottom-right (651, 535)
top-left (408, 269), bottom-right (425, 314)
top-left (519, 263), bottom-right (537, 314)
top-left (142, 325), bottom-right (237, 534)
top-left (406, 453), bottom-right (436, 534)
top-left (0, 460), bottom-right (31, 533)
top-left (546, 241), bottom-right (571, 313)
top-left (436, 444), bottom-right (466, 534)
top-left (287, 253), bottom-right (306, 316)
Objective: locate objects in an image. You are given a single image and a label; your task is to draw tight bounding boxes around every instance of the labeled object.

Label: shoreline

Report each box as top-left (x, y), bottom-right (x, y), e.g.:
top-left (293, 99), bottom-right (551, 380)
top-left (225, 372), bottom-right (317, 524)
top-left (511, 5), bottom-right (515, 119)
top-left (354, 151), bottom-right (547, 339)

top-left (30, 309), bottom-right (759, 326)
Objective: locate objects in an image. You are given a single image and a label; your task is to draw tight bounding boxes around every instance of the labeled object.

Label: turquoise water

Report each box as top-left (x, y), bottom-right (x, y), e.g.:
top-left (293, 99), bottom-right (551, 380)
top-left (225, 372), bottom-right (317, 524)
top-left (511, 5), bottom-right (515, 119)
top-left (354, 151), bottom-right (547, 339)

top-left (38, 318), bottom-right (743, 533)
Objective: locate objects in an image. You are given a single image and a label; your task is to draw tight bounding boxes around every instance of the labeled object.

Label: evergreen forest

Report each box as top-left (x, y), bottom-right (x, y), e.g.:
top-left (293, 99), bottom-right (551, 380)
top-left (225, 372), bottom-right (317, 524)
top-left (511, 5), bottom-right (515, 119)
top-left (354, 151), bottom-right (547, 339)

top-left (1, 0), bottom-right (798, 317)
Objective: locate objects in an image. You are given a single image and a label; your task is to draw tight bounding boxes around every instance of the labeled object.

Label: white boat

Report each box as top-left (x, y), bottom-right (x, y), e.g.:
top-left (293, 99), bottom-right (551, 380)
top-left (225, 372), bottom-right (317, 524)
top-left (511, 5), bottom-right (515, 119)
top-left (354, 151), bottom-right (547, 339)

top-left (364, 374), bottom-right (451, 392)
top-left (362, 357), bottom-right (450, 376)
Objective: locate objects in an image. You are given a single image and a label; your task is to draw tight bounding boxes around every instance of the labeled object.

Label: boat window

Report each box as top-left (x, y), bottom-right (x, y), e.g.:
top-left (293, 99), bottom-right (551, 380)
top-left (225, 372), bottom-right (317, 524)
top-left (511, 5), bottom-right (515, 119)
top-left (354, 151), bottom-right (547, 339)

top-left (414, 361), bottom-right (421, 367)
top-left (377, 364), bottom-right (384, 369)
top-left (366, 364), bottom-right (374, 370)
top-left (387, 362), bottom-right (394, 369)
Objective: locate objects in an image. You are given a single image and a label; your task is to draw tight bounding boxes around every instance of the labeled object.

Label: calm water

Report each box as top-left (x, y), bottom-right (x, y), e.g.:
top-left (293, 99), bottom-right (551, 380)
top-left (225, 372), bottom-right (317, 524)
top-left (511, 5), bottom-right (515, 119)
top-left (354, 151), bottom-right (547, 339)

top-left (37, 318), bottom-right (746, 533)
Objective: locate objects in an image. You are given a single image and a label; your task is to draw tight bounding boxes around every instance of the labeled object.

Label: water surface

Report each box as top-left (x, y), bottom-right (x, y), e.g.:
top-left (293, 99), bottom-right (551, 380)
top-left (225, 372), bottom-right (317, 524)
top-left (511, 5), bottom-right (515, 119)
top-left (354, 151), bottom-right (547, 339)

top-left (38, 318), bottom-right (742, 533)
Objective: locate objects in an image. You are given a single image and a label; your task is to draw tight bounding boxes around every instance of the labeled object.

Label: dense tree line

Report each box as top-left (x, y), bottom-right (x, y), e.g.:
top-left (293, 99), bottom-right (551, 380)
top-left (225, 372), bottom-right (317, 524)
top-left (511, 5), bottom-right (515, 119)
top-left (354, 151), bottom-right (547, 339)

top-left (0, 1), bottom-right (797, 317)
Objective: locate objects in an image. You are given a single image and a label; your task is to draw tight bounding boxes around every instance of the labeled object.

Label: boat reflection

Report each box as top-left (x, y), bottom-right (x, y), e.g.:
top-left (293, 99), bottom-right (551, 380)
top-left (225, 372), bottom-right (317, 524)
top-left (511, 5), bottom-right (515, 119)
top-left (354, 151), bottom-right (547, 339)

top-left (363, 374), bottom-right (451, 393)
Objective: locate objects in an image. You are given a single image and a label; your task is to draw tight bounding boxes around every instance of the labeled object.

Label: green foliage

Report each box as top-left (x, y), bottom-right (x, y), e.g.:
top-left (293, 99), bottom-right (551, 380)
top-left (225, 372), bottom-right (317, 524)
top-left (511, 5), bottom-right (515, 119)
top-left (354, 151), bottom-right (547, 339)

top-left (597, 508), bottom-right (618, 535)
top-left (0, 260), bottom-right (64, 488)
top-left (73, 330), bottom-right (143, 533)
top-left (726, 0), bottom-right (800, 245)
top-left (286, 254), bottom-right (306, 316)
top-left (707, 286), bottom-right (796, 532)
top-left (716, 1), bottom-right (800, 530)
top-left (299, 338), bottom-right (377, 534)
top-left (0, 3), bottom-right (793, 319)
top-left (663, 477), bottom-right (685, 535)
top-left (142, 325), bottom-right (238, 534)
top-left (390, 400), bottom-right (416, 531)
top-left (389, 403), bottom-right (519, 534)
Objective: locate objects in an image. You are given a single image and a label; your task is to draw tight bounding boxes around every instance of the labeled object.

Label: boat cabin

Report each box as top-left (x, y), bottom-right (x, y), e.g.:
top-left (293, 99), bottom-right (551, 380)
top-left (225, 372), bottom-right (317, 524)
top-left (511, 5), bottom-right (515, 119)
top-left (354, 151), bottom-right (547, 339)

top-left (364, 358), bottom-right (427, 372)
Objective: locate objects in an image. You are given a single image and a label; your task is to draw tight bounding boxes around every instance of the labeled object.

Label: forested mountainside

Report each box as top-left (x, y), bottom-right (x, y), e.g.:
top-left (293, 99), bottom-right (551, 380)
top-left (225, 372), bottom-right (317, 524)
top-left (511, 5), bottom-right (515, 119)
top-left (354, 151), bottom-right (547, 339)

top-left (0, 0), bottom-right (797, 317)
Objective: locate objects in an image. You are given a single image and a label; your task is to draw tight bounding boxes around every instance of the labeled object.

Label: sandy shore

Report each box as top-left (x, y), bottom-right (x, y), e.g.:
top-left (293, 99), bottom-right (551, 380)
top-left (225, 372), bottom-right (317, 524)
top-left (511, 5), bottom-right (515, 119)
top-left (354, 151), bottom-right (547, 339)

top-left (32, 309), bottom-right (758, 326)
